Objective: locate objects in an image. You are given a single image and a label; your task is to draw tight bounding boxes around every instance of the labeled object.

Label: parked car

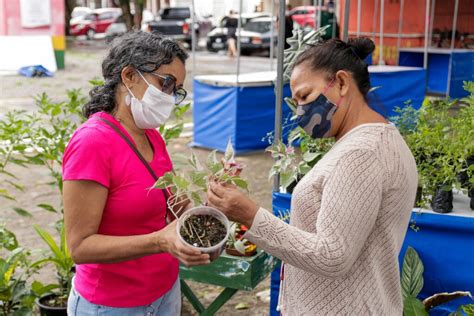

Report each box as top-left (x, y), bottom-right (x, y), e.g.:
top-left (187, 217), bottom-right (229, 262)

top-left (289, 6), bottom-right (317, 28)
top-left (288, 5), bottom-right (338, 39)
top-left (206, 13), bottom-right (269, 52)
top-left (105, 10), bottom-right (154, 42)
top-left (238, 17), bottom-right (277, 55)
top-left (70, 6), bottom-right (92, 25)
top-left (70, 8), bottom-right (121, 39)
top-left (147, 7), bottom-right (212, 45)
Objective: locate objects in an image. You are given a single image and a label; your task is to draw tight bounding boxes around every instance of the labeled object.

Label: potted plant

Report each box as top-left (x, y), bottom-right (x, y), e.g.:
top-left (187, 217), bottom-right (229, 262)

top-left (33, 223), bottom-right (74, 315)
top-left (393, 83), bottom-right (474, 213)
top-left (0, 227), bottom-right (58, 315)
top-left (154, 141), bottom-right (249, 261)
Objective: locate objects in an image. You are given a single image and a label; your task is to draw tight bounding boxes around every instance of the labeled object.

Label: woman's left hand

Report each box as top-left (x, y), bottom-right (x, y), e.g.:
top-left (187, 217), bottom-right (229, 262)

top-left (207, 182), bottom-right (259, 228)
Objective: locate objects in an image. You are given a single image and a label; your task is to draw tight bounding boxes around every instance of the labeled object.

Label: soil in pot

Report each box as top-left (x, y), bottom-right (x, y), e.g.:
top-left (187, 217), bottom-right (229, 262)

top-left (36, 294), bottom-right (67, 316)
top-left (180, 214), bottom-right (227, 248)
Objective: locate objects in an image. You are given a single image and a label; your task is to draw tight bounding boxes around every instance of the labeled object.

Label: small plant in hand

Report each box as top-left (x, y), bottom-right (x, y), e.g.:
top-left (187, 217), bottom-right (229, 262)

top-left (154, 140), bottom-right (249, 257)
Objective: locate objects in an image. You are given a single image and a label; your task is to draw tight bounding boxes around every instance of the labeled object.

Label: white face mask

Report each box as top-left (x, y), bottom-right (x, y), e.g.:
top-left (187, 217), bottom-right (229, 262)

top-left (124, 71), bottom-right (175, 129)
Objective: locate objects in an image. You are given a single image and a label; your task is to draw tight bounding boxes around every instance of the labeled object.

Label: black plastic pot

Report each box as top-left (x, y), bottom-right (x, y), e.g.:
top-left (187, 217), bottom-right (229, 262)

top-left (431, 186), bottom-right (453, 213)
top-left (457, 155), bottom-right (474, 210)
top-left (36, 294), bottom-right (67, 316)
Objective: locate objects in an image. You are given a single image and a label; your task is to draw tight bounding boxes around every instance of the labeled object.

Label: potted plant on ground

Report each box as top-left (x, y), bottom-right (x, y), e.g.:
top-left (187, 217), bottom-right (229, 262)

top-left (33, 223), bottom-right (74, 315)
top-left (154, 141), bottom-right (249, 261)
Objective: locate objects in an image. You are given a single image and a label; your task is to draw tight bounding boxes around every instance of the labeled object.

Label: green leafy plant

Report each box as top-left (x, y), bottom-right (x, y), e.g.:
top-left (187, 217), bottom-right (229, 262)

top-left (32, 224), bottom-right (74, 307)
top-left (0, 227), bottom-right (58, 315)
top-left (159, 103), bottom-right (191, 145)
top-left (155, 140), bottom-right (248, 215)
top-left (392, 83), bottom-right (474, 208)
top-left (401, 247), bottom-right (473, 315)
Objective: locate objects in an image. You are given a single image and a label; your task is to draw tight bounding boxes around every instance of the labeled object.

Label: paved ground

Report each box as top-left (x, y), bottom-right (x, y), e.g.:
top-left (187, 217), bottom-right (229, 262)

top-left (0, 38), bottom-right (277, 315)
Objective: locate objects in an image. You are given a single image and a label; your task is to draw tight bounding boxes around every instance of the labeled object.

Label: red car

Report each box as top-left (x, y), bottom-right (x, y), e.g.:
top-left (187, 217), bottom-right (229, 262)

top-left (70, 8), bottom-right (121, 39)
top-left (289, 6), bottom-right (318, 28)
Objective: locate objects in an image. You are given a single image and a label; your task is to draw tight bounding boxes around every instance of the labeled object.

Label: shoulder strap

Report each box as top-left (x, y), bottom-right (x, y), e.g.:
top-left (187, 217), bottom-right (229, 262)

top-left (95, 117), bottom-right (172, 215)
top-left (96, 117), bottom-right (158, 181)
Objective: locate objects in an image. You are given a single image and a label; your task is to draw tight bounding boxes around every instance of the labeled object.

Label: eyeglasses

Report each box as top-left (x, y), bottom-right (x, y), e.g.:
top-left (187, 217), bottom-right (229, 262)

top-left (148, 72), bottom-right (187, 105)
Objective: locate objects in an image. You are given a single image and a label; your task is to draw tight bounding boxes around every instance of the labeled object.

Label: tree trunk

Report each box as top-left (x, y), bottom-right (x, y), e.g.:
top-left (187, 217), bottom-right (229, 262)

top-left (119, 0), bottom-right (134, 31)
top-left (65, 0), bottom-right (76, 36)
top-left (134, 0), bottom-right (144, 30)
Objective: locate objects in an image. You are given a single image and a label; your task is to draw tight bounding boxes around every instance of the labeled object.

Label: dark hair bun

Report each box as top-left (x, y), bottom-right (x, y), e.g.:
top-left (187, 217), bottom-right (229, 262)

top-left (348, 37), bottom-right (375, 60)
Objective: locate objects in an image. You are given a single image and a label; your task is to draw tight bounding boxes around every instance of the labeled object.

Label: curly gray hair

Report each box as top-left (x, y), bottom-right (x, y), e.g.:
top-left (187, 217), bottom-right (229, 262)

top-left (83, 31), bottom-right (188, 118)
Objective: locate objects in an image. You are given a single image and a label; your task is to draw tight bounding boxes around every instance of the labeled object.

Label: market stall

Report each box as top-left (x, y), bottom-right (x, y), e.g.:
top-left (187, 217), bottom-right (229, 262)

top-left (399, 47), bottom-right (473, 98)
top-left (191, 72), bottom-right (292, 153)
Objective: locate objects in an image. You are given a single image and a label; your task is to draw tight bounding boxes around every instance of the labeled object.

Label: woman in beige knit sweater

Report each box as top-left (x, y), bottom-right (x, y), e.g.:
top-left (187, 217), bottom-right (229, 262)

top-left (208, 38), bottom-right (418, 315)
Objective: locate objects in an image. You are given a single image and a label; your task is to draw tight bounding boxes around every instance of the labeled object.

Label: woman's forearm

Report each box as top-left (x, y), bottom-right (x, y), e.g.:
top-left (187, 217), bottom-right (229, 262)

top-left (71, 232), bottom-right (160, 264)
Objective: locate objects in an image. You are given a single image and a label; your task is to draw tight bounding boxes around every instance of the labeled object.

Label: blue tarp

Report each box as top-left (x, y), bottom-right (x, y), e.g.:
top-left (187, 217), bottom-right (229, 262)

top-left (18, 65), bottom-right (53, 77)
top-left (369, 67), bottom-right (426, 118)
top-left (192, 67), bottom-right (425, 153)
top-left (399, 50), bottom-right (474, 98)
top-left (192, 80), bottom-right (293, 153)
top-left (271, 192), bottom-right (474, 315)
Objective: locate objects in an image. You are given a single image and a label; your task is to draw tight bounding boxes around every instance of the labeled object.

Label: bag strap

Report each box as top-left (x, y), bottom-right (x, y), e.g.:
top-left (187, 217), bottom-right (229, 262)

top-left (95, 117), bottom-right (172, 218)
top-left (96, 117), bottom-right (159, 181)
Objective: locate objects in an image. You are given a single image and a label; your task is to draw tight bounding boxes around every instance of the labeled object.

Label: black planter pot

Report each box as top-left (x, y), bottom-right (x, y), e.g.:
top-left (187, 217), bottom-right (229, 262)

top-left (457, 155), bottom-right (474, 210)
top-left (36, 294), bottom-right (67, 316)
top-left (431, 186), bottom-right (453, 214)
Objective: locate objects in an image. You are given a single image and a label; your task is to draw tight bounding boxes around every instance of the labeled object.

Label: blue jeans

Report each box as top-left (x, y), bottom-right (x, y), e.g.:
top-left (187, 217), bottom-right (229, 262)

top-left (67, 279), bottom-right (181, 316)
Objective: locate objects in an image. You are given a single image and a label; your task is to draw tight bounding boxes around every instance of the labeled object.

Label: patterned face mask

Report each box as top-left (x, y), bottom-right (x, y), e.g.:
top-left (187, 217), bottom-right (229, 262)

top-left (296, 79), bottom-right (341, 138)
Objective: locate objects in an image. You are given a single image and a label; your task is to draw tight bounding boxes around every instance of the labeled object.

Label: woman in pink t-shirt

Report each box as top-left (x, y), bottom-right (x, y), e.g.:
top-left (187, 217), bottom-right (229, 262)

top-left (63, 32), bottom-right (209, 315)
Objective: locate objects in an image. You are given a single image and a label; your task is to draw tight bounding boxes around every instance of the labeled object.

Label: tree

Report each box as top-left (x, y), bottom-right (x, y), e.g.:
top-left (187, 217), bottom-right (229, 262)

top-left (118, 0), bottom-right (146, 31)
top-left (65, 0), bottom-right (77, 36)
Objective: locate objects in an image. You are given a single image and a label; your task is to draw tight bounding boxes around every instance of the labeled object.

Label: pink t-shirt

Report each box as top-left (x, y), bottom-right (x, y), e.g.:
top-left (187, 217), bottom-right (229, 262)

top-left (62, 112), bottom-right (179, 308)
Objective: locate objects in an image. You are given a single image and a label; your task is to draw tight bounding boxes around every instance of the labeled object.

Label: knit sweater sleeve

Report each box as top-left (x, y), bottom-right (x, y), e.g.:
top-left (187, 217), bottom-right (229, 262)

top-left (244, 149), bottom-right (384, 278)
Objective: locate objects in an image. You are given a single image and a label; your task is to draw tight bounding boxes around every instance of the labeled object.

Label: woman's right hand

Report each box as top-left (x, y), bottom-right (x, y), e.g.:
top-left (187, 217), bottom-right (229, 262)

top-left (154, 221), bottom-right (210, 267)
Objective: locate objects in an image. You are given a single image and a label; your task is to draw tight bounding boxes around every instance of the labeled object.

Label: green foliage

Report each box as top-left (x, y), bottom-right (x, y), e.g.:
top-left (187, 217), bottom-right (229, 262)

top-left (393, 83), bottom-right (474, 207)
top-left (401, 247), bottom-right (424, 301)
top-left (404, 296), bottom-right (429, 316)
top-left (283, 25), bottom-right (330, 82)
top-left (401, 247), bottom-right (473, 315)
top-left (154, 140), bottom-right (249, 216)
top-left (0, 227), bottom-right (57, 315)
top-left (32, 224), bottom-right (74, 300)
top-left (159, 103), bottom-right (191, 145)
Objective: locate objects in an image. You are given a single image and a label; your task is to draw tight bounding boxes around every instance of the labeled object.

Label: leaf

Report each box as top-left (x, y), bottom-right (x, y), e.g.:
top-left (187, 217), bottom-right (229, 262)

top-left (173, 175), bottom-right (189, 191)
top-left (37, 203), bottom-right (57, 213)
top-left (401, 247), bottom-right (424, 300)
top-left (302, 151), bottom-right (321, 163)
top-left (462, 304), bottom-right (474, 315)
top-left (422, 292), bottom-right (472, 311)
top-left (224, 139), bottom-right (235, 163)
top-left (191, 172), bottom-right (207, 189)
top-left (34, 225), bottom-right (65, 265)
top-left (13, 207), bottom-right (33, 218)
top-left (404, 296), bottom-right (429, 316)
top-left (190, 191), bottom-right (202, 206)
top-left (232, 177), bottom-right (249, 192)
top-left (280, 171), bottom-right (297, 190)
top-left (31, 281), bottom-right (58, 296)
top-left (235, 302), bottom-right (249, 310)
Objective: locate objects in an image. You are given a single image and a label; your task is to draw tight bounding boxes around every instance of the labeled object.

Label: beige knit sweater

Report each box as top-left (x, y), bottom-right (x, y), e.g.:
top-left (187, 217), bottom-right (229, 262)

top-left (245, 124), bottom-right (418, 315)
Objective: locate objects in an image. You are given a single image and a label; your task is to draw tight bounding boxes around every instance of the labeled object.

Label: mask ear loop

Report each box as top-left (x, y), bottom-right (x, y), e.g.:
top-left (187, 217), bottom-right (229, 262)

top-left (123, 70), bottom-right (150, 106)
top-left (323, 77), bottom-right (344, 107)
